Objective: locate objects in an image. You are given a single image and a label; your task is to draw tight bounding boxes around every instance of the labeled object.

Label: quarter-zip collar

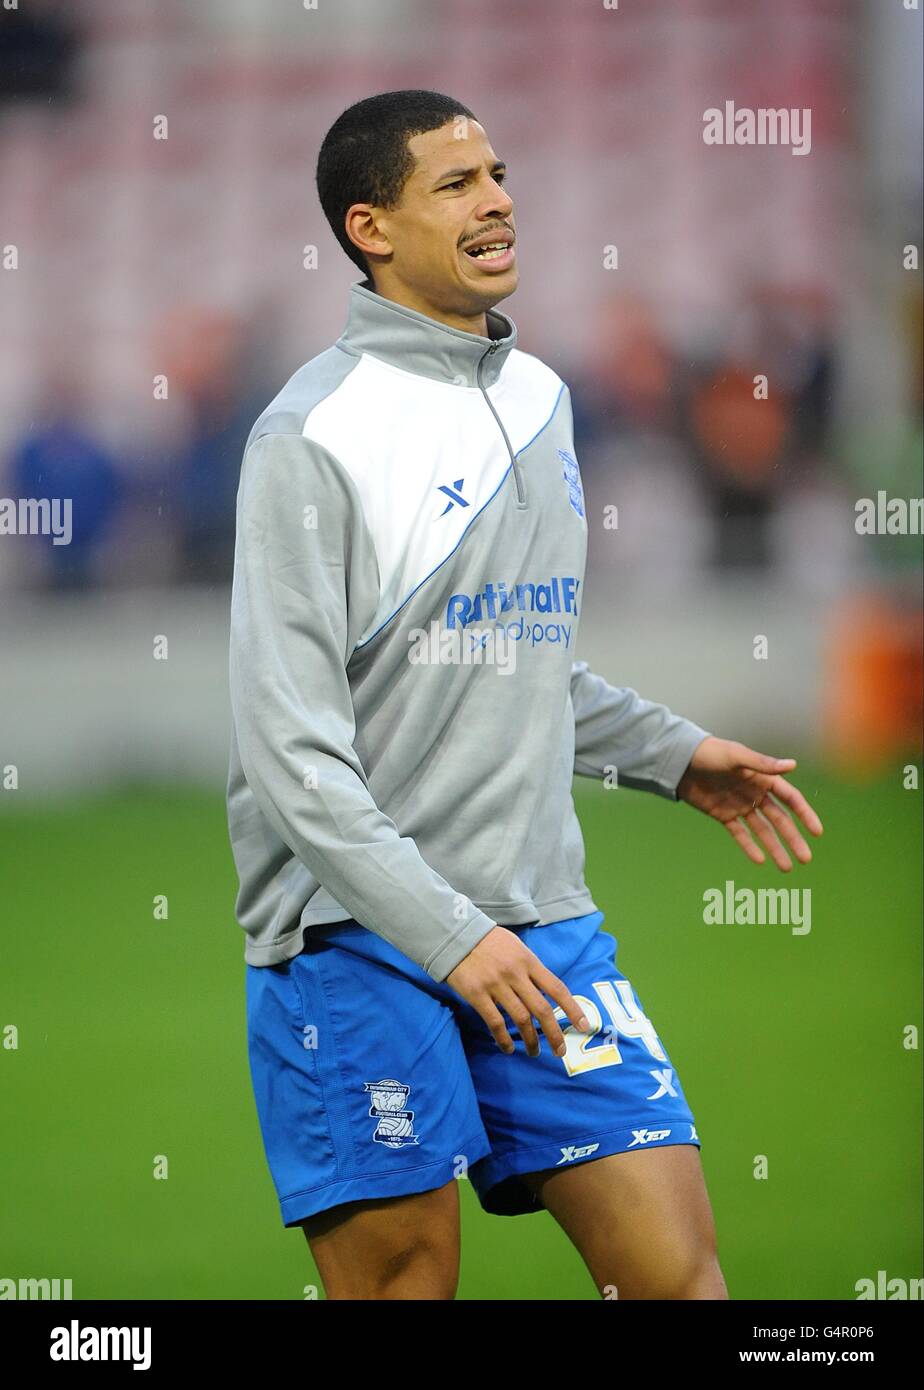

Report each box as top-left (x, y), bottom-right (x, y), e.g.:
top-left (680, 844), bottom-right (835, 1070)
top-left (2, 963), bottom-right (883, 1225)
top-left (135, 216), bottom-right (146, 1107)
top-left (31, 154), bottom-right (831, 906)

top-left (337, 277), bottom-right (517, 389)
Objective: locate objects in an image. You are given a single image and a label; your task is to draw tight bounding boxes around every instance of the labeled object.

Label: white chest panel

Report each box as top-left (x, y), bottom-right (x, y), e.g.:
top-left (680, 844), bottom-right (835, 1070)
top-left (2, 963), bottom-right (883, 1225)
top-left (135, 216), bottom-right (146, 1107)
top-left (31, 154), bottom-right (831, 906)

top-left (303, 348), bottom-right (565, 644)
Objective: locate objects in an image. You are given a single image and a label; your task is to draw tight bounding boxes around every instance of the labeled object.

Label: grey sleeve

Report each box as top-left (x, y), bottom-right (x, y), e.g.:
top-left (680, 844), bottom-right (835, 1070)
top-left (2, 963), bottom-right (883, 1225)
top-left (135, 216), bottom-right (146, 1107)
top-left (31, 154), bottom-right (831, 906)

top-left (229, 430), bottom-right (497, 982)
top-left (569, 660), bottom-right (710, 799)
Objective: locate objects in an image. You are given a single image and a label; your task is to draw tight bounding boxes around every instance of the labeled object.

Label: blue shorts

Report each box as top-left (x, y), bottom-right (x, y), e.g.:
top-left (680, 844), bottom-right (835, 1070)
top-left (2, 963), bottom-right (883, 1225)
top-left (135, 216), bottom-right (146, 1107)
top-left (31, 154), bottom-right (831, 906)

top-left (245, 910), bottom-right (700, 1225)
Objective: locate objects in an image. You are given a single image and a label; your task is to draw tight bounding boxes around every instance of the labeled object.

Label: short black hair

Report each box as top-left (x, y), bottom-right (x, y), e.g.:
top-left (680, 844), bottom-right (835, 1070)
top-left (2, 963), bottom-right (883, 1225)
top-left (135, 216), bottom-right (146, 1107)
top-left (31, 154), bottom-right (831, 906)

top-left (316, 89), bottom-right (477, 280)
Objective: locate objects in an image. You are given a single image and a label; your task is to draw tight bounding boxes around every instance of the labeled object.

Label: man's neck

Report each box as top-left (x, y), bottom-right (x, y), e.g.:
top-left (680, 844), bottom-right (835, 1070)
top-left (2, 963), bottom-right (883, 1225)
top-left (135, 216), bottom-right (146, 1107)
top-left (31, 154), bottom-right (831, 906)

top-left (365, 276), bottom-right (489, 337)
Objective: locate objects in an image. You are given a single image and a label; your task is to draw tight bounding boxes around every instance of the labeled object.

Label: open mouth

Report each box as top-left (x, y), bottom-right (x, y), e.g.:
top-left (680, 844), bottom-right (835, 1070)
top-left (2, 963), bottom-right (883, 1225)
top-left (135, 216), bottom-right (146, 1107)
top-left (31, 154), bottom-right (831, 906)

top-left (462, 238), bottom-right (516, 270)
top-left (465, 242), bottom-right (510, 260)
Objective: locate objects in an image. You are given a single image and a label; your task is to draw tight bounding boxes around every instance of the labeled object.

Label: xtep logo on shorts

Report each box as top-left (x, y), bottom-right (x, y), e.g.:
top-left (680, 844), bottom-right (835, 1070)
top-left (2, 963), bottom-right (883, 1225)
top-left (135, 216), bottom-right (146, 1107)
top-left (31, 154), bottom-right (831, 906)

top-left (445, 575), bottom-right (580, 650)
top-left (362, 1078), bottom-right (421, 1149)
top-left (556, 1142), bottom-right (600, 1165)
top-left (647, 1067), bottom-right (679, 1100)
top-left (627, 1127), bottom-right (672, 1147)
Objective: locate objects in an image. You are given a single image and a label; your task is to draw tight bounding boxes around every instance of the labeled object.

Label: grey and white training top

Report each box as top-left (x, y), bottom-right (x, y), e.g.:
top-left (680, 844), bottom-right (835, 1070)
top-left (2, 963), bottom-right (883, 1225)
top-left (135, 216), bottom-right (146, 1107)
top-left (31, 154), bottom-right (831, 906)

top-left (226, 277), bottom-right (710, 981)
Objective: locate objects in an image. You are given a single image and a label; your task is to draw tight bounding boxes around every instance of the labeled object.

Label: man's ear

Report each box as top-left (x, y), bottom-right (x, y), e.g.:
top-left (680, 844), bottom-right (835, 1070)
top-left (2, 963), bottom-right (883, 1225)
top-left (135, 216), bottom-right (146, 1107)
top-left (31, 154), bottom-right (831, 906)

top-left (344, 202), bottom-right (391, 265)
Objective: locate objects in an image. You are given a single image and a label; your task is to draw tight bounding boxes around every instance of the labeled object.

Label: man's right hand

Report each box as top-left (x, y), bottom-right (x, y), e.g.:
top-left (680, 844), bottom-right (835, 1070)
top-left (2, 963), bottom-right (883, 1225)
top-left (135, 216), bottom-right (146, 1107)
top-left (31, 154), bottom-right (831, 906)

top-left (445, 925), bottom-right (592, 1059)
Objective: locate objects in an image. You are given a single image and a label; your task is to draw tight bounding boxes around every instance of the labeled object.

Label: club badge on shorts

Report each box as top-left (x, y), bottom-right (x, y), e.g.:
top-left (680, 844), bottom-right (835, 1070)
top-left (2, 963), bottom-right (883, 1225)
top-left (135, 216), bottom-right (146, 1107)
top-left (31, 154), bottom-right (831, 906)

top-left (363, 1078), bottom-right (421, 1148)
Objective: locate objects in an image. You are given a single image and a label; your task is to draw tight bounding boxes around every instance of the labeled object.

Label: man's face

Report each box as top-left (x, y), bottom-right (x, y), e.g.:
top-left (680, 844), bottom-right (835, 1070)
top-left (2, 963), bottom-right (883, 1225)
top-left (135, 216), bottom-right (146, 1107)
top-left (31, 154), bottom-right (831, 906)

top-left (352, 118), bottom-right (518, 321)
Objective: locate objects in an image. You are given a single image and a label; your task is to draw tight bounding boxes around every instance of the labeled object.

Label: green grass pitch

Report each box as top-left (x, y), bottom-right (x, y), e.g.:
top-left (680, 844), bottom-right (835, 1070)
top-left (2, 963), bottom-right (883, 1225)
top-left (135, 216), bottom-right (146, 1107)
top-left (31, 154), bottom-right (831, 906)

top-left (1, 767), bottom-right (920, 1299)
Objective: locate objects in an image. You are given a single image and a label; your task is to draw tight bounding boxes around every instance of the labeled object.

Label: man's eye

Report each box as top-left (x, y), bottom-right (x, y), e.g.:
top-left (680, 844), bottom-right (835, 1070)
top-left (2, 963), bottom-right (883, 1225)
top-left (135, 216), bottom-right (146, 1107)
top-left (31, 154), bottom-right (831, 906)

top-left (443, 173), bottom-right (507, 191)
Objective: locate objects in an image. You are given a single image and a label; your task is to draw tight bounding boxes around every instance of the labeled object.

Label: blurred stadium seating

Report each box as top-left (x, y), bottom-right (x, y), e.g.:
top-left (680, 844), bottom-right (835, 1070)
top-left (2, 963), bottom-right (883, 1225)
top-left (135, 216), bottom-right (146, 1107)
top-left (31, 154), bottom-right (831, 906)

top-left (0, 0), bottom-right (920, 780)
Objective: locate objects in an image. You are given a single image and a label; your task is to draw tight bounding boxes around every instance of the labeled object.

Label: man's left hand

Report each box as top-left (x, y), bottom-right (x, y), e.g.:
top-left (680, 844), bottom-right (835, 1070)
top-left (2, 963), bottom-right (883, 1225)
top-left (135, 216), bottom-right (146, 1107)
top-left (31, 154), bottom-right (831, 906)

top-left (676, 736), bottom-right (824, 871)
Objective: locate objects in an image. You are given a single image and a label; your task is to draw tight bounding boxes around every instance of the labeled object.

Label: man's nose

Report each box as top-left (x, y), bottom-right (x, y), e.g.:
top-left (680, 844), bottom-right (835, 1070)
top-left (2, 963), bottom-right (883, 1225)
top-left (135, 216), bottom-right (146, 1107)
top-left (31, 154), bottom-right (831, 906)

top-left (481, 196), bottom-right (513, 226)
top-left (482, 176), bottom-right (513, 218)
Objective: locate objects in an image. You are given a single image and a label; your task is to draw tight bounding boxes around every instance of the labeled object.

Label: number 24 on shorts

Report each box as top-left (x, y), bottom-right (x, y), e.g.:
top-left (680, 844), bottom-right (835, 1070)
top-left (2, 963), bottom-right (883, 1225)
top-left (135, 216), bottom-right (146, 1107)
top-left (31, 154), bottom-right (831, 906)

top-left (552, 979), bottom-right (667, 1077)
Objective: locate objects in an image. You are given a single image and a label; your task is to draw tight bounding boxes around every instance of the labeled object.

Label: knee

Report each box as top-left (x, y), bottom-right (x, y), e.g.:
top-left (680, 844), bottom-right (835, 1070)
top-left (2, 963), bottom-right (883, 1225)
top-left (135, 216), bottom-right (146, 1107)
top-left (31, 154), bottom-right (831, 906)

top-left (328, 1233), bottom-right (458, 1301)
top-left (669, 1249), bottom-right (728, 1300)
top-left (608, 1240), bottom-right (728, 1301)
top-left (643, 1245), bottom-right (728, 1301)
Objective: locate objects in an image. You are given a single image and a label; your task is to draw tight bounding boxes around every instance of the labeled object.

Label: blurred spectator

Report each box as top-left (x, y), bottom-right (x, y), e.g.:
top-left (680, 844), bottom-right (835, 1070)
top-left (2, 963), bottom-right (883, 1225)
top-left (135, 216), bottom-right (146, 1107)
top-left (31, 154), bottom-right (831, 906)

top-left (7, 376), bottom-right (121, 591)
top-left (748, 285), bottom-right (837, 460)
top-left (157, 307), bottom-right (271, 586)
top-left (571, 293), bottom-right (682, 451)
top-left (683, 285), bottom-right (838, 570)
top-left (687, 363), bottom-right (790, 570)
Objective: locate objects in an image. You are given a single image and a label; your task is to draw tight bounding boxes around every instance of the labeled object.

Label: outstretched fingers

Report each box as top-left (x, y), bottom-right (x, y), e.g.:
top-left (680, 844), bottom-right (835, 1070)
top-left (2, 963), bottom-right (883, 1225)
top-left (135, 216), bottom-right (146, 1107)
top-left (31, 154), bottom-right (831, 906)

top-left (743, 808), bottom-right (792, 871)
top-left (727, 783), bottom-right (820, 870)
top-left (762, 793), bottom-right (813, 863)
top-left (770, 775), bottom-right (824, 837)
top-left (726, 816), bottom-right (766, 865)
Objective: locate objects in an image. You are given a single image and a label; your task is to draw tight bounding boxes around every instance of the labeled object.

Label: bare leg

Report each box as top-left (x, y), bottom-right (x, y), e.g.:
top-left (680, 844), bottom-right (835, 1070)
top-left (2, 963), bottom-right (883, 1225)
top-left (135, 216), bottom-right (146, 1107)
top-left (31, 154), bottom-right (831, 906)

top-left (301, 1179), bottom-right (461, 1300)
top-left (523, 1145), bottom-right (728, 1300)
